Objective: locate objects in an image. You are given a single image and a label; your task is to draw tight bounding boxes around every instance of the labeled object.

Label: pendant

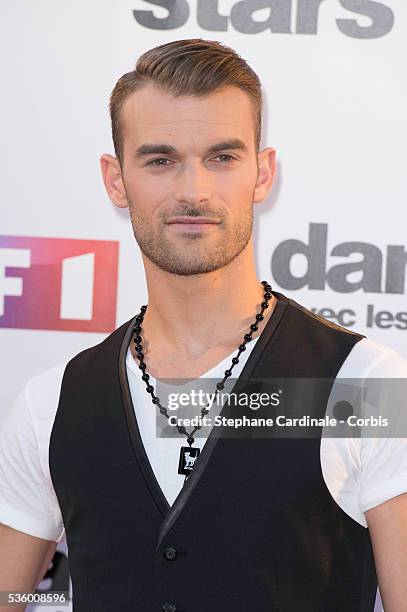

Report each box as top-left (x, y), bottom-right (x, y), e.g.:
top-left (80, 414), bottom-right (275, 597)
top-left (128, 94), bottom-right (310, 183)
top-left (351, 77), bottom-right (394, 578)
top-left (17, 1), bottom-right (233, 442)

top-left (178, 446), bottom-right (200, 476)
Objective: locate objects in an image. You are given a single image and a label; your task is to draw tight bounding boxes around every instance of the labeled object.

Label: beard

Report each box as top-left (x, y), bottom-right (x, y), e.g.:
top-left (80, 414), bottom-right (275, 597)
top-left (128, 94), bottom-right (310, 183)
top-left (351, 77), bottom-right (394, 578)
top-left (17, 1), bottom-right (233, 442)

top-left (128, 199), bottom-right (254, 276)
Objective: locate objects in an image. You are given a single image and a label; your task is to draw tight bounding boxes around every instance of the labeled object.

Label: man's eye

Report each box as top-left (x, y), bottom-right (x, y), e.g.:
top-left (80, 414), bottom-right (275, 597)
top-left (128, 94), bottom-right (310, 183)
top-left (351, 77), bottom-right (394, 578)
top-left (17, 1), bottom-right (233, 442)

top-left (147, 158), bottom-right (170, 166)
top-left (213, 154), bottom-right (235, 163)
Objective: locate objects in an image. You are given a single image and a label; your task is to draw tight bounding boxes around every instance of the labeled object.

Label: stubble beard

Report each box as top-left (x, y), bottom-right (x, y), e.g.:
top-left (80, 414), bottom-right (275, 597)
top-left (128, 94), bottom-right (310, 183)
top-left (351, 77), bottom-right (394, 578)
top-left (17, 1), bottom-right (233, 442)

top-left (128, 201), bottom-right (254, 276)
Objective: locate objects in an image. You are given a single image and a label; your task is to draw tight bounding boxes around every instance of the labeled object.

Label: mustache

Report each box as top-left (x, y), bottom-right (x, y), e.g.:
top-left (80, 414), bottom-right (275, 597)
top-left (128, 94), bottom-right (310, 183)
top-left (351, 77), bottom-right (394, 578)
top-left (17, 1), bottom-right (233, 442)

top-left (159, 207), bottom-right (225, 222)
top-left (160, 207), bottom-right (225, 220)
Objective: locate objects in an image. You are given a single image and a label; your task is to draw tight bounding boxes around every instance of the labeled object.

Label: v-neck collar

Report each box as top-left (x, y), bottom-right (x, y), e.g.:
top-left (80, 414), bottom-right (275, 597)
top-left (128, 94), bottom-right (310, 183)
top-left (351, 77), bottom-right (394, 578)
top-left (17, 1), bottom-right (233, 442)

top-left (118, 290), bottom-right (290, 549)
top-left (126, 334), bottom-right (260, 382)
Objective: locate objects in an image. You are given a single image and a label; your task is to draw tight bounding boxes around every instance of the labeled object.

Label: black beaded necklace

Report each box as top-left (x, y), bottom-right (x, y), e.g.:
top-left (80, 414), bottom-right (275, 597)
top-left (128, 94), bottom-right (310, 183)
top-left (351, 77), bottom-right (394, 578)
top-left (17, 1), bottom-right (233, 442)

top-left (132, 280), bottom-right (273, 484)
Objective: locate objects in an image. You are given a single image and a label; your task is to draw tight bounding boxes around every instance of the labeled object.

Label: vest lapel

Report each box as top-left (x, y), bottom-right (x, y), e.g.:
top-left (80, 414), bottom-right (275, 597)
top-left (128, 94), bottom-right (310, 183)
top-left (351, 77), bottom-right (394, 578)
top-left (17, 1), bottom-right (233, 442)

top-left (118, 316), bottom-right (171, 517)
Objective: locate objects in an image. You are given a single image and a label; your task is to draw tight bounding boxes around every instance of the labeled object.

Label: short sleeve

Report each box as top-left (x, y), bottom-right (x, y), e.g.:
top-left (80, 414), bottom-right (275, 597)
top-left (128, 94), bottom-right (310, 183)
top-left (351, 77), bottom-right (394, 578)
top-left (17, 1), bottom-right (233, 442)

top-left (0, 383), bottom-right (65, 542)
top-left (359, 346), bottom-right (407, 514)
top-left (321, 340), bottom-right (407, 528)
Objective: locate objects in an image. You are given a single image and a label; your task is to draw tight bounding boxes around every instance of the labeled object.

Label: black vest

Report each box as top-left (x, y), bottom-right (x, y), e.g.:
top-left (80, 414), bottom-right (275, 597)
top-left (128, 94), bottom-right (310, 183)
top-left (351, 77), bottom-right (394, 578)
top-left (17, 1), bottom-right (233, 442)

top-left (49, 291), bottom-right (378, 611)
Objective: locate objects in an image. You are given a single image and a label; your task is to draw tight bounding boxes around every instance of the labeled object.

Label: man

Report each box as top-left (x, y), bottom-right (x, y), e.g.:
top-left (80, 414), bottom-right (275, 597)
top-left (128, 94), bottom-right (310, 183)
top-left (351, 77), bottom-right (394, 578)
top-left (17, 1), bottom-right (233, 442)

top-left (0, 38), bottom-right (406, 612)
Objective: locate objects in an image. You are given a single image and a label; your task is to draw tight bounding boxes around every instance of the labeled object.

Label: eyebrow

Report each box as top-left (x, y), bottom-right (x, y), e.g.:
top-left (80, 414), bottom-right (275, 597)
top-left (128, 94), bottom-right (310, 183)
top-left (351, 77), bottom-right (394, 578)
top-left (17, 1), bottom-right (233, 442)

top-left (134, 138), bottom-right (248, 158)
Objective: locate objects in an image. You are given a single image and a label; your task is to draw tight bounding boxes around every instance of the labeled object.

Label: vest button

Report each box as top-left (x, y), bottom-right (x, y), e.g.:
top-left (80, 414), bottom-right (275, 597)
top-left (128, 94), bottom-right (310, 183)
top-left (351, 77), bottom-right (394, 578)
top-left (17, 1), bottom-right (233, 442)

top-left (163, 546), bottom-right (177, 561)
top-left (162, 603), bottom-right (177, 612)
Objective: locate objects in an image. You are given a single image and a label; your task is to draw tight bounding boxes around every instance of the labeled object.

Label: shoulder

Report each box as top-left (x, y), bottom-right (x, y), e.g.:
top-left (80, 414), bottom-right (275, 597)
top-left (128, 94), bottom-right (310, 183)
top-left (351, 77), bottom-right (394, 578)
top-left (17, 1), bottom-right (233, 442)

top-left (61, 316), bottom-right (135, 377)
top-left (278, 292), bottom-right (364, 339)
top-left (25, 362), bottom-right (68, 412)
top-left (336, 336), bottom-right (407, 378)
top-left (2, 362), bottom-right (69, 441)
top-left (275, 291), bottom-right (366, 358)
top-left (7, 316), bottom-right (135, 448)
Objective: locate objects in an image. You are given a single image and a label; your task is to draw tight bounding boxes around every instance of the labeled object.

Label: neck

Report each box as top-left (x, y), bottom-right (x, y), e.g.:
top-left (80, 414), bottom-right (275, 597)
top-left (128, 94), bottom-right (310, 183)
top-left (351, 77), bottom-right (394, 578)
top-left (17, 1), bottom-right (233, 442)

top-left (137, 243), bottom-right (277, 361)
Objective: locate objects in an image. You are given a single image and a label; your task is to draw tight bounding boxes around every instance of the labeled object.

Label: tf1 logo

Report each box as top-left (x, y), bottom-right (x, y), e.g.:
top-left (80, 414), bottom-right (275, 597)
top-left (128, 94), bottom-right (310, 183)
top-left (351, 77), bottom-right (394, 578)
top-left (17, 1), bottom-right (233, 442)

top-left (0, 235), bottom-right (119, 333)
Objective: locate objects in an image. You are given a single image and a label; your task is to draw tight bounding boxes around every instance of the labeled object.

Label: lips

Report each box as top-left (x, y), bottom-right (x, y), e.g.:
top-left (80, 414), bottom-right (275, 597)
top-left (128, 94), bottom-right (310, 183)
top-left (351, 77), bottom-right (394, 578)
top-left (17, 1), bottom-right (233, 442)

top-left (167, 217), bottom-right (220, 225)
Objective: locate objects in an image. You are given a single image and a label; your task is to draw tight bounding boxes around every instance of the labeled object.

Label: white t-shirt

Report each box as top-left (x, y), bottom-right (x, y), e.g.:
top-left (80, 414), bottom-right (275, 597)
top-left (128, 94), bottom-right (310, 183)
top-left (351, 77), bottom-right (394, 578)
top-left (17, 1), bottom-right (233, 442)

top-left (0, 336), bottom-right (407, 545)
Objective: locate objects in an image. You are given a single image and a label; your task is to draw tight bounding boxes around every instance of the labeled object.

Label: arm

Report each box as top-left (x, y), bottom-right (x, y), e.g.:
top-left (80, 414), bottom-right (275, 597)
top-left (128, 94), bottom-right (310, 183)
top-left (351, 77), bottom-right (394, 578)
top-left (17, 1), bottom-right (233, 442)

top-left (0, 523), bottom-right (57, 612)
top-left (365, 492), bottom-right (407, 611)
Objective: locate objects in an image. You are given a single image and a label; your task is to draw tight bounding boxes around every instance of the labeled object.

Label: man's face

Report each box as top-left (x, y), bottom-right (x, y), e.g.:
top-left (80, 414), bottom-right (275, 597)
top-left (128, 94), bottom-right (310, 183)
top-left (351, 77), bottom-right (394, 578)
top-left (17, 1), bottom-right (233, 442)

top-left (112, 83), bottom-right (271, 275)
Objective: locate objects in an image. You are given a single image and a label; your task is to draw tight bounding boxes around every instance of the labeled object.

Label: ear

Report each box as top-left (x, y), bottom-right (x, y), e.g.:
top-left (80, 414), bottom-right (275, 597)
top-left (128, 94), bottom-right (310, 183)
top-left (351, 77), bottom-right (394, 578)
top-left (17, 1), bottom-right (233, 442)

top-left (100, 154), bottom-right (129, 209)
top-left (253, 147), bottom-right (276, 204)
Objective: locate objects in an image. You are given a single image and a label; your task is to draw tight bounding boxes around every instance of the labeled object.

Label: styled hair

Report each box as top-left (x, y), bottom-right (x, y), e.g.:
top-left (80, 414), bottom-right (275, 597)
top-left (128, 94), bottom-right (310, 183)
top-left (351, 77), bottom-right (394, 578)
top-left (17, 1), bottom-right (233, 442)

top-left (109, 38), bottom-right (262, 167)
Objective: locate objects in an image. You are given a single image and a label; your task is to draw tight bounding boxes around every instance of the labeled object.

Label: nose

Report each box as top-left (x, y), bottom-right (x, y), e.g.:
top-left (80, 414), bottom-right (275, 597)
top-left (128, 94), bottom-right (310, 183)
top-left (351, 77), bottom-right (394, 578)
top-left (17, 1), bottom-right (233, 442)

top-left (173, 160), bottom-right (212, 206)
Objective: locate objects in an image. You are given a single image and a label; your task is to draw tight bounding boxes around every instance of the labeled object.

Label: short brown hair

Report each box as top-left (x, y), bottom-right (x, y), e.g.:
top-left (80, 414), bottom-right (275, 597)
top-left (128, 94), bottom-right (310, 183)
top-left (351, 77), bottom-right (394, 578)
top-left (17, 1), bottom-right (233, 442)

top-left (109, 38), bottom-right (262, 167)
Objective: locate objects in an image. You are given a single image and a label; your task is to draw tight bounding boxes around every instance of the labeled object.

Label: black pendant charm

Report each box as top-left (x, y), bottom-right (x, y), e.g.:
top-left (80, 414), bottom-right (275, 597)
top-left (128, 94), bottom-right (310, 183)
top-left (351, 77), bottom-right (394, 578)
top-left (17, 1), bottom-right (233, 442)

top-left (178, 446), bottom-right (200, 476)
